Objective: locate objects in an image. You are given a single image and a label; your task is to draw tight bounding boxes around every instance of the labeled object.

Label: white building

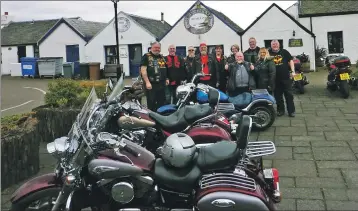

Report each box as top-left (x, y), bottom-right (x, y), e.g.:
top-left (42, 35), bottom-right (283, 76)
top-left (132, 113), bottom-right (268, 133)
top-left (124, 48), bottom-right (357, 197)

top-left (159, 0), bottom-right (243, 57)
top-left (85, 12), bottom-right (171, 77)
top-left (1, 16), bottom-right (106, 75)
top-left (286, 0), bottom-right (358, 64)
top-left (241, 3), bottom-right (316, 71)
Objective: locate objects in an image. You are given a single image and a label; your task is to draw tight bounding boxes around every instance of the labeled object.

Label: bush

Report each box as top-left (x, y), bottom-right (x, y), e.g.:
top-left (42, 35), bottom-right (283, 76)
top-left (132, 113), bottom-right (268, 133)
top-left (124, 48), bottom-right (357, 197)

top-left (1, 112), bottom-right (37, 136)
top-left (44, 79), bottom-right (109, 108)
top-left (315, 46), bottom-right (328, 60)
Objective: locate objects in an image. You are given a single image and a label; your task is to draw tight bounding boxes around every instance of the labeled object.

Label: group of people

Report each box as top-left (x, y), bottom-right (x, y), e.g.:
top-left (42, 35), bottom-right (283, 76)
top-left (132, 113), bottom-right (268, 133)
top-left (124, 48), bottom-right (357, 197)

top-left (140, 37), bottom-right (296, 117)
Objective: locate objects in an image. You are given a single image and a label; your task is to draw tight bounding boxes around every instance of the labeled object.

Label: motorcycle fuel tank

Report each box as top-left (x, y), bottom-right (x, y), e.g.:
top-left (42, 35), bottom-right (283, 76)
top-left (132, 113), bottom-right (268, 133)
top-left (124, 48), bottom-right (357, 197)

top-left (98, 139), bottom-right (156, 172)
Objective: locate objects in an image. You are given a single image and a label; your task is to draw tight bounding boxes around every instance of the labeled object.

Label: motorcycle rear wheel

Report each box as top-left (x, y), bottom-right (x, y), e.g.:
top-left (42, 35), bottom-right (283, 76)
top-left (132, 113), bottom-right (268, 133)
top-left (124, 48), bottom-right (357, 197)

top-left (339, 80), bottom-right (350, 99)
top-left (250, 106), bottom-right (276, 131)
top-left (295, 81), bottom-right (305, 94)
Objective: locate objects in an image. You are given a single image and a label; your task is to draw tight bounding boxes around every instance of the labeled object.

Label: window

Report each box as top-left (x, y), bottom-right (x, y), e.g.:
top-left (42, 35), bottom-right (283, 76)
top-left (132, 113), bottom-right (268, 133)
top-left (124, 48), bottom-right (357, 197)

top-left (264, 39), bottom-right (283, 50)
top-left (327, 31), bottom-right (343, 53)
top-left (176, 46), bottom-right (186, 58)
top-left (104, 45), bottom-right (118, 64)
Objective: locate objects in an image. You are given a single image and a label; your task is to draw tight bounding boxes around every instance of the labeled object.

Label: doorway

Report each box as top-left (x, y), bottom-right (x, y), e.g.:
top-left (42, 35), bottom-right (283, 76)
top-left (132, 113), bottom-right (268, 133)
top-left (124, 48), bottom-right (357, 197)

top-left (128, 44), bottom-right (142, 77)
top-left (327, 31), bottom-right (343, 53)
top-left (176, 46), bottom-right (186, 58)
top-left (66, 45), bottom-right (80, 75)
top-left (17, 46), bottom-right (26, 63)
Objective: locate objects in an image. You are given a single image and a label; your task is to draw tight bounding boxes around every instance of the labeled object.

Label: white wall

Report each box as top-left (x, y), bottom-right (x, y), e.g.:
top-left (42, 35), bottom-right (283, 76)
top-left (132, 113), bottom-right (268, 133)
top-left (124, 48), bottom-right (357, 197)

top-left (39, 22), bottom-right (86, 62)
top-left (1, 45), bottom-right (34, 75)
top-left (160, 7), bottom-right (241, 57)
top-left (285, 3), bottom-right (299, 20)
top-left (242, 6), bottom-right (315, 70)
top-left (85, 13), bottom-right (156, 76)
top-left (300, 14), bottom-right (358, 63)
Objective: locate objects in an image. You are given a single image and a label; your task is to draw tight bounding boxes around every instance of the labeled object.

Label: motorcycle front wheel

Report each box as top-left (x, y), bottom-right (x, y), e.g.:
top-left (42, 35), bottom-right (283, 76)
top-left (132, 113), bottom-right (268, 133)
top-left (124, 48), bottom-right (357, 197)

top-left (250, 106), bottom-right (276, 131)
top-left (10, 187), bottom-right (62, 211)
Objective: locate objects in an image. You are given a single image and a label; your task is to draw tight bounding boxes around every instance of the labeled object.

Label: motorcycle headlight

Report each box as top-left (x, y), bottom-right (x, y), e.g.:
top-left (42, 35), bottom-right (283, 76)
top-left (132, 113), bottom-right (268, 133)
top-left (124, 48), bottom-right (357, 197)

top-left (47, 136), bottom-right (70, 159)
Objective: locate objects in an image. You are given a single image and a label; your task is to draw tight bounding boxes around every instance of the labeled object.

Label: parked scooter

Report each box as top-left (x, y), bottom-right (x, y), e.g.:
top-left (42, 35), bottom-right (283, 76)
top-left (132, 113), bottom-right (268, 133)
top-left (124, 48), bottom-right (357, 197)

top-left (157, 73), bottom-right (276, 131)
top-left (10, 100), bottom-right (282, 211)
top-left (325, 55), bottom-right (352, 98)
top-left (292, 57), bottom-right (309, 94)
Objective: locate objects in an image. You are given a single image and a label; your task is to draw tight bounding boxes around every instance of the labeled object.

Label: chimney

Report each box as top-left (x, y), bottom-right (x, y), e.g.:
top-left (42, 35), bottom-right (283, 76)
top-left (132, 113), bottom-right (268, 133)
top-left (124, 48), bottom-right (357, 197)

top-left (5, 12), bottom-right (8, 15)
top-left (161, 12), bottom-right (164, 24)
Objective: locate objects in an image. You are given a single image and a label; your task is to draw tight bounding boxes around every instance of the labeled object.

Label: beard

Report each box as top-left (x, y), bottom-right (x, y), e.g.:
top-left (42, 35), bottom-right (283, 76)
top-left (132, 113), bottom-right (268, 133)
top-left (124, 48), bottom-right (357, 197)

top-left (201, 51), bottom-right (207, 55)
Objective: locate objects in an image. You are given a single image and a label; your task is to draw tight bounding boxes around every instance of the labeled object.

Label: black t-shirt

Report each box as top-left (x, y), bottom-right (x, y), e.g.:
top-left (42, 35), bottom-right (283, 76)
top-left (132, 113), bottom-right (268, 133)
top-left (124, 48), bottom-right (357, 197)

top-left (140, 52), bottom-right (167, 82)
top-left (269, 49), bottom-right (293, 79)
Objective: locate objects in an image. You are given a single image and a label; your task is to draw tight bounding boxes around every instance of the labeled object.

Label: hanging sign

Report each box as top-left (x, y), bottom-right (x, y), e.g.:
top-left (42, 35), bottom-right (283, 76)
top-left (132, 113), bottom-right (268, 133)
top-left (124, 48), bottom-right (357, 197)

top-left (184, 7), bottom-right (214, 34)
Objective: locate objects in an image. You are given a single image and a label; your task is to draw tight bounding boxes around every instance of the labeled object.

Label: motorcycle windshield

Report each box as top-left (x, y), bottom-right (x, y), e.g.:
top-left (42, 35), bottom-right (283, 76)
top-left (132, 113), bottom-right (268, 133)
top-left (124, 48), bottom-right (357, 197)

top-left (107, 73), bottom-right (124, 102)
top-left (77, 87), bottom-right (99, 131)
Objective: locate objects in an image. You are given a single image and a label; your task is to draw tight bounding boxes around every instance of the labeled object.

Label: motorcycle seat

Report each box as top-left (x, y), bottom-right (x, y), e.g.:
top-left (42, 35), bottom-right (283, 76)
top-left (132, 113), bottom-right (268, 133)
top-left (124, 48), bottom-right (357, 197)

top-left (153, 157), bottom-right (202, 193)
top-left (196, 141), bottom-right (239, 171)
top-left (149, 104), bottom-right (213, 133)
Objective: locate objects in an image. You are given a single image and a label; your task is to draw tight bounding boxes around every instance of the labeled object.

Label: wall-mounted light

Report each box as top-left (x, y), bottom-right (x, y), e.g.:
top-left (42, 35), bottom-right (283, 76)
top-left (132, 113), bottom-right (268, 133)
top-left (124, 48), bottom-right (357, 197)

top-left (292, 30), bottom-right (296, 37)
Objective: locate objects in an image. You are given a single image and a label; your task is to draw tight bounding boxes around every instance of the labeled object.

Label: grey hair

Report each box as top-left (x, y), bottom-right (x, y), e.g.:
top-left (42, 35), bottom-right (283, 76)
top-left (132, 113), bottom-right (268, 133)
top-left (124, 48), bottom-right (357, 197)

top-left (151, 41), bottom-right (161, 47)
top-left (168, 44), bottom-right (176, 49)
top-left (271, 40), bottom-right (280, 45)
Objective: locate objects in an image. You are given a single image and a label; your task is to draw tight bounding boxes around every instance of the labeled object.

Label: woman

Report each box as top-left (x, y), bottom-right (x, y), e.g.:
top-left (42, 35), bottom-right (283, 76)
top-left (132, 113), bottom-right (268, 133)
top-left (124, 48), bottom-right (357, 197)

top-left (226, 44), bottom-right (240, 65)
top-left (253, 48), bottom-right (276, 94)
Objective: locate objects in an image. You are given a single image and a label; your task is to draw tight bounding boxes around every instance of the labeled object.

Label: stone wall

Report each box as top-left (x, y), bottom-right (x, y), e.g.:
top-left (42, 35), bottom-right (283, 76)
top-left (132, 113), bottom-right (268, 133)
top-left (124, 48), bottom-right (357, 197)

top-left (1, 119), bottom-right (40, 191)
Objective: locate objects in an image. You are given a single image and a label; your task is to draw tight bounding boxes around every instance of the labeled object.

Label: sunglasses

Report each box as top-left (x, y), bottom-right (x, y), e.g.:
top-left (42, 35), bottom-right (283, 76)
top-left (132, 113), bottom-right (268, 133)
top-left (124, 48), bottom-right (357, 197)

top-left (188, 49), bottom-right (194, 52)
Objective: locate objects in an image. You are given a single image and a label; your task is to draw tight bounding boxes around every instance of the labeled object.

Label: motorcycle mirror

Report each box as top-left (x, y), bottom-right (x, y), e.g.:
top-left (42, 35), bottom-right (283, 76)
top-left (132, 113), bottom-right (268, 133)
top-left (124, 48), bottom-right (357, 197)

top-left (235, 115), bottom-right (252, 150)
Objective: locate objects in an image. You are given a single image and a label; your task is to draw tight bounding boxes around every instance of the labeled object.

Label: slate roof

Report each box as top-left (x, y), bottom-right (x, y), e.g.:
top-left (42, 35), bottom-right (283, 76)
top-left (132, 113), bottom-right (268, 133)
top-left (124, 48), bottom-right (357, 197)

top-left (65, 18), bottom-right (107, 41)
top-left (1, 17), bottom-right (107, 46)
top-left (205, 6), bottom-right (243, 32)
top-left (299, 0), bottom-right (358, 16)
top-left (1, 19), bottom-right (59, 46)
top-left (125, 13), bottom-right (171, 39)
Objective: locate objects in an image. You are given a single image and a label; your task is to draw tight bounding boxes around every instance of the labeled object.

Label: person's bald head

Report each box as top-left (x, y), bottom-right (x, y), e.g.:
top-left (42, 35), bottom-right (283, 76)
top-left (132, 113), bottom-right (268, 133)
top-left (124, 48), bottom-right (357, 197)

top-left (235, 51), bottom-right (244, 63)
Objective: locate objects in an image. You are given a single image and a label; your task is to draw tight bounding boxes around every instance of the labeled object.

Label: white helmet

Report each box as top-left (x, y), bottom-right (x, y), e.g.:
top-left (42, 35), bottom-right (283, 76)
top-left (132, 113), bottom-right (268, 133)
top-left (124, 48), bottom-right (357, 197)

top-left (161, 133), bottom-right (197, 168)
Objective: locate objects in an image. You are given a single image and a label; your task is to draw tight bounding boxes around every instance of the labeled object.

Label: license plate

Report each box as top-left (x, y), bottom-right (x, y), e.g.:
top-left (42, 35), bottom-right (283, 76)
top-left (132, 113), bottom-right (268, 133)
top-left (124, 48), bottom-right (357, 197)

top-left (339, 73), bottom-right (350, 80)
top-left (293, 74), bottom-right (303, 81)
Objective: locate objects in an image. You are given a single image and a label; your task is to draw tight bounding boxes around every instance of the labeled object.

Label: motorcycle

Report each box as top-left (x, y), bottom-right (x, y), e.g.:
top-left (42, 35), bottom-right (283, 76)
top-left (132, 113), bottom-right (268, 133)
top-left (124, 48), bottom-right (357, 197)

top-left (295, 52), bottom-right (309, 63)
top-left (157, 73), bottom-right (276, 131)
top-left (10, 90), bottom-right (282, 211)
top-left (326, 55), bottom-right (352, 98)
top-left (292, 57), bottom-right (309, 94)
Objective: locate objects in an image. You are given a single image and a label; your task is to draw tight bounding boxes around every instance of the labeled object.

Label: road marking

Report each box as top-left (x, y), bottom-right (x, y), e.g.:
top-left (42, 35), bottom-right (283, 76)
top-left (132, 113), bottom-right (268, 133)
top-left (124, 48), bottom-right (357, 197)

top-left (23, 87), bottom-right (47, 94)
top-left (1, 100), bottom-right (34, 112)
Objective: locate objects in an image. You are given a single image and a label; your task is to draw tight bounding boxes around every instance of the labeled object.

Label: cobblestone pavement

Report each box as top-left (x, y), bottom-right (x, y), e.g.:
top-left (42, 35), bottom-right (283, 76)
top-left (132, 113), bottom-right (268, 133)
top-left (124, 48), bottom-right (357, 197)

top-left (2, 71), bottom-right (358, 210)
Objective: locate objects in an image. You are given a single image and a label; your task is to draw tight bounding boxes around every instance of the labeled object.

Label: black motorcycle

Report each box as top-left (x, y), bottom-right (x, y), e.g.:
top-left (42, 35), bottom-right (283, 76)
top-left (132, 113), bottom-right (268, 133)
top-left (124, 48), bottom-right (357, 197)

top-left (326, 56), bottom-right (352, 98)
top-left (292, 57), bottom-right (309, 94)
top-left (296, 52), bottom-right (309, 63)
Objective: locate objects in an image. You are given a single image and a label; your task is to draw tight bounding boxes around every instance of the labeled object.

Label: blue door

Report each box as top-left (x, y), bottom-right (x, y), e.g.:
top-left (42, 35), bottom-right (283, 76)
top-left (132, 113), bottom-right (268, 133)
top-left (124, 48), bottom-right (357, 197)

top-left (176, 46), bottom-right (186, 58)
top-left (128, 44), bottom-right (142, 77)
top-left (66, 45), bottom-right (80, 75)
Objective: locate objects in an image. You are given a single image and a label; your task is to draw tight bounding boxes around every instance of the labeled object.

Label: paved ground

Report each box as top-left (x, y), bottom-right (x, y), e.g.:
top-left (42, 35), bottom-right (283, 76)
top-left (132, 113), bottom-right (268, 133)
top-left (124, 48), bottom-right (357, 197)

top-left (2, 71), bottom-right (358, 210)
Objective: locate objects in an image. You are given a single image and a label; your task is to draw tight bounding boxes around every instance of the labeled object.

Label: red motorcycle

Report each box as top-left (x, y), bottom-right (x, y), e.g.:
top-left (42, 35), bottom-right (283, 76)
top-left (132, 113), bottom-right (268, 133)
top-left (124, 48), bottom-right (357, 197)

top-left (10, 96), bottom-right (281, 211)
top-left (115, 84), bottom-right (237, 152)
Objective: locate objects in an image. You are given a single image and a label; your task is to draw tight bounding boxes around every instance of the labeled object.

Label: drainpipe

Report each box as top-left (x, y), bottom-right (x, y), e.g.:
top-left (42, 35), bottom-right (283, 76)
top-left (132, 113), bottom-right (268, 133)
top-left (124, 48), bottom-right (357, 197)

top-left (239, 32), bottom-right (243, 51)
top-left (310, 17), bottom-right (317, 72)
top-left (112, 0), bottom-right (122, 79)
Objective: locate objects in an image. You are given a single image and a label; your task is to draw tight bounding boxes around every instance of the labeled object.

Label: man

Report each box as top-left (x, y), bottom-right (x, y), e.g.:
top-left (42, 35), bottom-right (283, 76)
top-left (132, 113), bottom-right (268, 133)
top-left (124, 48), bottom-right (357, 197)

top-left (227, 44), bottom-right (240, 65)
top-left (213, 45), bottom-right (228, 93)
top-left (244, 37), bottom-right (260, 63)
top-left (193, 43), bottom-right (218, 87)
top-left (184, 46), bottom-right (196, 81)
top-left (140, 41), bottom-right (169, 111)
top-left (165, 44), bottom-right (186, 104)
top-left (225, 51), bottom-right (256, 96)
top-left (269, 40), bottom-right (296, 117)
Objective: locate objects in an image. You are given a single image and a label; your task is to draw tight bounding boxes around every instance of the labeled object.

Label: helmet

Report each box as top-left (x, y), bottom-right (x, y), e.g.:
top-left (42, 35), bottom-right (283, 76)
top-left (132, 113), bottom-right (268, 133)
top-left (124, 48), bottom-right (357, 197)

top-left (161, 133), bottom-right (196, 168)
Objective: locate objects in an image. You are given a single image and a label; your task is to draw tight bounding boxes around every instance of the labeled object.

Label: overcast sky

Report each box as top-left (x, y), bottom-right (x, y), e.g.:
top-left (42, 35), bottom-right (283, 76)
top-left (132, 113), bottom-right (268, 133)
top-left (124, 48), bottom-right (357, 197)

top-left (1, 1), bottom-right (296, 29)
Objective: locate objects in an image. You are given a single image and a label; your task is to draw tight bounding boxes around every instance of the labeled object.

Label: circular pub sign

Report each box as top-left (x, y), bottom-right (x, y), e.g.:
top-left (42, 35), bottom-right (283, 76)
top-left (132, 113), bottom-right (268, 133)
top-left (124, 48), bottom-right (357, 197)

top-left (184, 8), bottom-right (214, 34)
top-left (118, 17), bottom-right (131, 32)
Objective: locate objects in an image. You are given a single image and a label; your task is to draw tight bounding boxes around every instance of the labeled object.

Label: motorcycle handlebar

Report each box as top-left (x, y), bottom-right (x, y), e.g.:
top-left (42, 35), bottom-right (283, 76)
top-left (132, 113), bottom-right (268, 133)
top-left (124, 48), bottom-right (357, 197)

top-left (191, 73), bottom-right (212, 83)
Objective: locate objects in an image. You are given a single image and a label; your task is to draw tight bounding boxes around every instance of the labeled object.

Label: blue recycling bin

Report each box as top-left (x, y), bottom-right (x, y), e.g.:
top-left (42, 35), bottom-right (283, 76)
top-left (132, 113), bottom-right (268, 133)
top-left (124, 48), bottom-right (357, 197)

top-left (20, 57), bottom-right (39, 77)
